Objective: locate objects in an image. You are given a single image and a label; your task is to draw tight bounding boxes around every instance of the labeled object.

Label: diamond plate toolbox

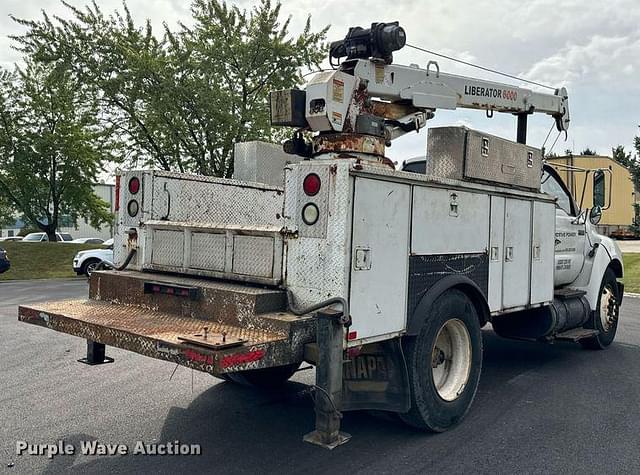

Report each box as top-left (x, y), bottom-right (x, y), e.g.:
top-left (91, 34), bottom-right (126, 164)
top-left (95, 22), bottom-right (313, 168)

top-left (426, 126), bottom-right (542, 191)
top-left (118, 169), bottom-right (287, 286)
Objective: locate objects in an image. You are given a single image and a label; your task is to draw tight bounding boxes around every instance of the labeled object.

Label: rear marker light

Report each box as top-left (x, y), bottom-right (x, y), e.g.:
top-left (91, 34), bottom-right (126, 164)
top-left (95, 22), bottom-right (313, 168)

top-left (143, 282), bottom-right (199, 300)
top-left (127, 200), bottom-right (139, 217)
top-left (347, 331), bottom-right (357, 340)
top-left (303, 173), bottom-right (321, 196)
top-left (302, 203), bottom-right (319, 225)
top-left (115, 175), bottom-right (121, 211)
top-left (128, 176), bottom-right (140, 194)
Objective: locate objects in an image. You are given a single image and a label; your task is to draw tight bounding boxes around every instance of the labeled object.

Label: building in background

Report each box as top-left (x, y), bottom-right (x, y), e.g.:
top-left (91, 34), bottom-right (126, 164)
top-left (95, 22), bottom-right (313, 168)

top-left (0, 183), bottom-right (115, 240)
top-left (547, 155), bottom-right (637, 237)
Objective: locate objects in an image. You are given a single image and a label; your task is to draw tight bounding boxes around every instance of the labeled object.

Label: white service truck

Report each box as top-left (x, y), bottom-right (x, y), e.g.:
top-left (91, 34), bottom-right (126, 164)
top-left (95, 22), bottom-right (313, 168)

top-left (20, 22), bottom-right (623, 449)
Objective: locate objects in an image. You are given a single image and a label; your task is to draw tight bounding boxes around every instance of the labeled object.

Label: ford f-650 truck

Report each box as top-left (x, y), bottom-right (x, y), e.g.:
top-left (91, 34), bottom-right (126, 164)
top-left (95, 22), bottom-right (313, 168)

top-left (19, 23), bottom-right (623, 449)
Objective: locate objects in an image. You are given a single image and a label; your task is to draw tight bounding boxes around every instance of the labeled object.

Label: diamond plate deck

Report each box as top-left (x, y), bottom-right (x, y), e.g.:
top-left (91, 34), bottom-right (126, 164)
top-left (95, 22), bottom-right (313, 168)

top-left (18, 299), bottom-right (314, 374)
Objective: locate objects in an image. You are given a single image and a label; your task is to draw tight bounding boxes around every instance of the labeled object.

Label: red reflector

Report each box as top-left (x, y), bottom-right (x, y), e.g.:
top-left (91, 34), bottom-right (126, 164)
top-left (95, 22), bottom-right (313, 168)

top-left (221, 349), bottom-right (266, 369)
top-left (347, 331), bottom-right (357, 340)
top-left (303, 173), bottom-right (321, 196)
top-left (128, 176), bottom-right (140, 194)
top-left (115, 175), bottom-right (121, 211)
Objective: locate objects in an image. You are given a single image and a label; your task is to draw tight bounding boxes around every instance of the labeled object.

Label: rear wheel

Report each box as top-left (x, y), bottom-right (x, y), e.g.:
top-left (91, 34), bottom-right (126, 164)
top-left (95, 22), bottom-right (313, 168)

top-left (580, 268), bottom-right (620, 350)
top-left (223, 363), bottom-right (300, 388)
top-left (400, 289), bottom-right (483, 432)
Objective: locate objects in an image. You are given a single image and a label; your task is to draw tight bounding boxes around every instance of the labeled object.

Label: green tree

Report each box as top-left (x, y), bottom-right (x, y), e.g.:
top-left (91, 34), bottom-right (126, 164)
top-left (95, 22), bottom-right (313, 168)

top-left (0, 63), bottom-right (112, 241)
top-left (12, 0), bottom-right (328, 177)
top-left (581, 147), bottom-right (596, 155)
top-left (611, 145), bottom-right (640, 191)
top-left (612, 145), bottom-right (632, 167)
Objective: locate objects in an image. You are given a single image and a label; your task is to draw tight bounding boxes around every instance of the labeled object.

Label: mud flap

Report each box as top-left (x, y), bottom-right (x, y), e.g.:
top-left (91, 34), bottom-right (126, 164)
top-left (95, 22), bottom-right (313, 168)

top-left (342, 338), bottom-right (410, 412)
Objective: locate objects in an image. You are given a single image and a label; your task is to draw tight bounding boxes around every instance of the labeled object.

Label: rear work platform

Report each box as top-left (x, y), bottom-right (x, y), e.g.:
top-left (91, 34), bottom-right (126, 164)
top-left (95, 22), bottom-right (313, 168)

top-left (18, 270), bottom-right (316, 375)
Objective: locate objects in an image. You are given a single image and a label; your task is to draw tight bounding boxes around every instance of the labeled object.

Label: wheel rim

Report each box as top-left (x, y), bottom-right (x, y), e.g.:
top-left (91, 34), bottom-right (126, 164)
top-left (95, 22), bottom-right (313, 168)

top-left (431, 318), bottom-right (472, 402)
top-left (86, 262), bottom-right (98, 275)
top-left (599, 285), bottom-right (618, 333)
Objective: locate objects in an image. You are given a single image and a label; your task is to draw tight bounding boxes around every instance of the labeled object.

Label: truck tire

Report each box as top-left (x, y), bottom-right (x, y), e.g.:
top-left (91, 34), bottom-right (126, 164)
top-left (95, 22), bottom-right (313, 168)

top-left (224, 363), bottom-right (300, 388)
top-left (400, 289), bottom-right (483, 432)
top-left (580, 268), bottom-right (620, 350)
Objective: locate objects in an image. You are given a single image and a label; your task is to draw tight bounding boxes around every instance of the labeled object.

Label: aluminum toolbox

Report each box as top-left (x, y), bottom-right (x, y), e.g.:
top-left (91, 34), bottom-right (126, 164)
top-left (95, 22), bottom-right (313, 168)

top-left (115, 169), bottom-right (287, 286)
top-left (233, 141), bottom-right (300, 187)
top-left (426, 126), bottom-right (543, 190)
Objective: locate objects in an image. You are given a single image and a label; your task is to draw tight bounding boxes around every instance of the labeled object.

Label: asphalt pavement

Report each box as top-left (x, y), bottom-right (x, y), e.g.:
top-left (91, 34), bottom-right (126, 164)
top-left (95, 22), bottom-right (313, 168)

top-left (1, 279), bottom-right (640, 474)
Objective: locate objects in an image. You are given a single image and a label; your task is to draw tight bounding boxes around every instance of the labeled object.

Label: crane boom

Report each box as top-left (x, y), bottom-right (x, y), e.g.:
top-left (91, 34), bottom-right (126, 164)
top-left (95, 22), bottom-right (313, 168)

top-left (270, 22), bottom-right (570, 159)
top-left (353, 61), bottom-right (570, 133)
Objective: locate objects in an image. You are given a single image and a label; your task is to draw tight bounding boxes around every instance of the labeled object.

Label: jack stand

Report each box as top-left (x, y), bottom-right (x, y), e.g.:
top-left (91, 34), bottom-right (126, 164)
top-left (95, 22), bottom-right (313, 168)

top-left (303, 309), bottom-right (351, 449)
top-left (78, 340), bottom-right (114, 365)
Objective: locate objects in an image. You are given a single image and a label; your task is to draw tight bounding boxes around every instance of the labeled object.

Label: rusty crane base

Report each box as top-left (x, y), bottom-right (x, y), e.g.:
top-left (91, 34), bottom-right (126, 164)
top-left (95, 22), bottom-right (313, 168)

top-left (18, 270), bottom-right (316, 376)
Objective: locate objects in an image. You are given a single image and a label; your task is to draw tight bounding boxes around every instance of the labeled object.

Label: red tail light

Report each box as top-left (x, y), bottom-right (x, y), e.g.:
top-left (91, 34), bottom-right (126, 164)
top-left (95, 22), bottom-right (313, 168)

top-left (115, 175), bottom-right (121, 211)
top-left (303, 173), bottom-right (321, 196)
top-left (128, 177), bottom-right (140, 194)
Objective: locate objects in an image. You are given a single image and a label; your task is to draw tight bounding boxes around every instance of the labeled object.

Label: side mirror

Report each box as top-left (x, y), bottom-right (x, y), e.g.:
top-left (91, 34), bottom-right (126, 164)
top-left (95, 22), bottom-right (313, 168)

top-left (593, 170), bottom-right (606, 208)
top-left (589, 206), bottom-right (602, 225)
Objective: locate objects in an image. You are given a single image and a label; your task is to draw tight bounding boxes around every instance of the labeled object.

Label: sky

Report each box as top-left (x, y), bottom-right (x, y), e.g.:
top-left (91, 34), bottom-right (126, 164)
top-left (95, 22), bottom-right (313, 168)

top-left (1, 0), bottom-right (639, 164)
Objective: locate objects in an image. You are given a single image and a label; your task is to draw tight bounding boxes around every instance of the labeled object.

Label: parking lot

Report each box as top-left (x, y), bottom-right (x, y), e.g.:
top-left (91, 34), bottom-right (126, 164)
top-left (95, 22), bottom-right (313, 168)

top-left (1, 279), bottom-right (640, 473)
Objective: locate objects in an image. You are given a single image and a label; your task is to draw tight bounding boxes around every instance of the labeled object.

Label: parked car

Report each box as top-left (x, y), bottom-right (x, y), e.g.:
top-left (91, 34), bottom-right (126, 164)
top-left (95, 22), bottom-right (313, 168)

top-left (22, 232), bottom-right (73, 242)
top-left (73, 241), bottom-right (114, 276)
top-left (0, 236), bottom-right (23, 242)
top-left (71, 238), bottom-right (105, 244)
top-left (0, 248), bottom-right (9, 273)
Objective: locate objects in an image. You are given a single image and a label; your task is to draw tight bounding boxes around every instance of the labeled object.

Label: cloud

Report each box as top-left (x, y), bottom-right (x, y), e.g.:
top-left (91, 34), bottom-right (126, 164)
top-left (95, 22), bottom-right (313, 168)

top-left (523, 33), bottom-right (640, 88)
top-left (1, 0), bottom-right (638, 158)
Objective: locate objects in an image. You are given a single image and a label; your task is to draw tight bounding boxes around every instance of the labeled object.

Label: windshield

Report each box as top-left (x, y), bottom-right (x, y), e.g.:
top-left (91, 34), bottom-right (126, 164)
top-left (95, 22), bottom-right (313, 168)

top-left (23, 233), bottom-right (44, 241)
top-left (541, 168), bottom-right (575, 216)
top-left (58, 233), bottom-right (73, 241)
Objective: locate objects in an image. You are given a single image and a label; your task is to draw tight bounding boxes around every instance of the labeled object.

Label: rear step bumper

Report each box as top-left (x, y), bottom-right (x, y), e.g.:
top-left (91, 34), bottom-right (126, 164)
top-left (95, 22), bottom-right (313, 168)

top-left (18, 270), bottom-right (316, 375)
top-left (19, 300), bottom-right (313, 374)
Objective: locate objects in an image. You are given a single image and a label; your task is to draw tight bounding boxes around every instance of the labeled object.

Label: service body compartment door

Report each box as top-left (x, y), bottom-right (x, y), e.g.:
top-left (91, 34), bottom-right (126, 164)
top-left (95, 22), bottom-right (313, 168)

top-left (502, 199), bottom-right (532, 309)
top-left (349, 178), bottom-right (411, 341)
top-left (488, 196), bottom-right (505, 312)
top-left (530, 201), bottom-right (555, 304)
top-left (411, 188), bottom-right (489, 255)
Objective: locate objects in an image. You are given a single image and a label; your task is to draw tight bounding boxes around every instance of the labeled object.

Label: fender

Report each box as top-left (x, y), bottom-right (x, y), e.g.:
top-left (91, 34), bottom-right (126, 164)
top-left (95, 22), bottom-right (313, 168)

top-left (570, 236), bottom-right (624, 310)
top-left (406, 274), bottom-right (490, 336)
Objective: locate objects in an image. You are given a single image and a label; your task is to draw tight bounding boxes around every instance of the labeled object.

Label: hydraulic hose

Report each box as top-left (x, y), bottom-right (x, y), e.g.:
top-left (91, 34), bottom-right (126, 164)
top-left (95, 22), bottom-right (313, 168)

top-left (287, 290), bottom-right (350, 325)
top-left (94, 248), bottom-right (137, 272)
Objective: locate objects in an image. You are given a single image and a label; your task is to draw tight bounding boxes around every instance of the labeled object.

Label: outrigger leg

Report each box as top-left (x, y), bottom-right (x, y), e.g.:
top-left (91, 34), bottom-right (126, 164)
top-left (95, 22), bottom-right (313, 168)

top-left (303, 308), bottom-right (351, 449)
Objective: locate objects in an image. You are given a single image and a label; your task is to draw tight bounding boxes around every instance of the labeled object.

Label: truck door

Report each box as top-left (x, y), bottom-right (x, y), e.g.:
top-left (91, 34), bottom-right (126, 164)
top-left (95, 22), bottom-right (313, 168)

top-left (541, 167), bottom-right (586, 286)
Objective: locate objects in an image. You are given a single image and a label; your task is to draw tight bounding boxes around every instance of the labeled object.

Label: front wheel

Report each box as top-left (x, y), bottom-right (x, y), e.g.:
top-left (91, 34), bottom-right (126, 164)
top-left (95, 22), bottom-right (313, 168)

top-left (580, 268), bottom-right (620, 350)
top-left (400, 289), bottom-right (483, 432)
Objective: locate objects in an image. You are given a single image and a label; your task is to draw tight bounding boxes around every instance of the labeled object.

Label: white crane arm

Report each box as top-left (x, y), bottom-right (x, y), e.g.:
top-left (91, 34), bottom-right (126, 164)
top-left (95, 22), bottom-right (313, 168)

top-left (353, 60), bottom-right (570, 133)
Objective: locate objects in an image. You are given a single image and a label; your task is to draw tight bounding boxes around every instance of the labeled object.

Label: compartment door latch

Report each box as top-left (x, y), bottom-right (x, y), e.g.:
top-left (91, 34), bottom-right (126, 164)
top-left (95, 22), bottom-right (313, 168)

top-left (354, 247), bottom-right (372, 270)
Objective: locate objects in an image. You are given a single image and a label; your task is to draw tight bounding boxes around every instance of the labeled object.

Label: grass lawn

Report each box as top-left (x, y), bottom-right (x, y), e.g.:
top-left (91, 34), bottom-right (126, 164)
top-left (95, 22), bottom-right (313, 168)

top-left (623, 253), bottom-right (640, 294)
top-left (0, 241), bottom-right (103, 281)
